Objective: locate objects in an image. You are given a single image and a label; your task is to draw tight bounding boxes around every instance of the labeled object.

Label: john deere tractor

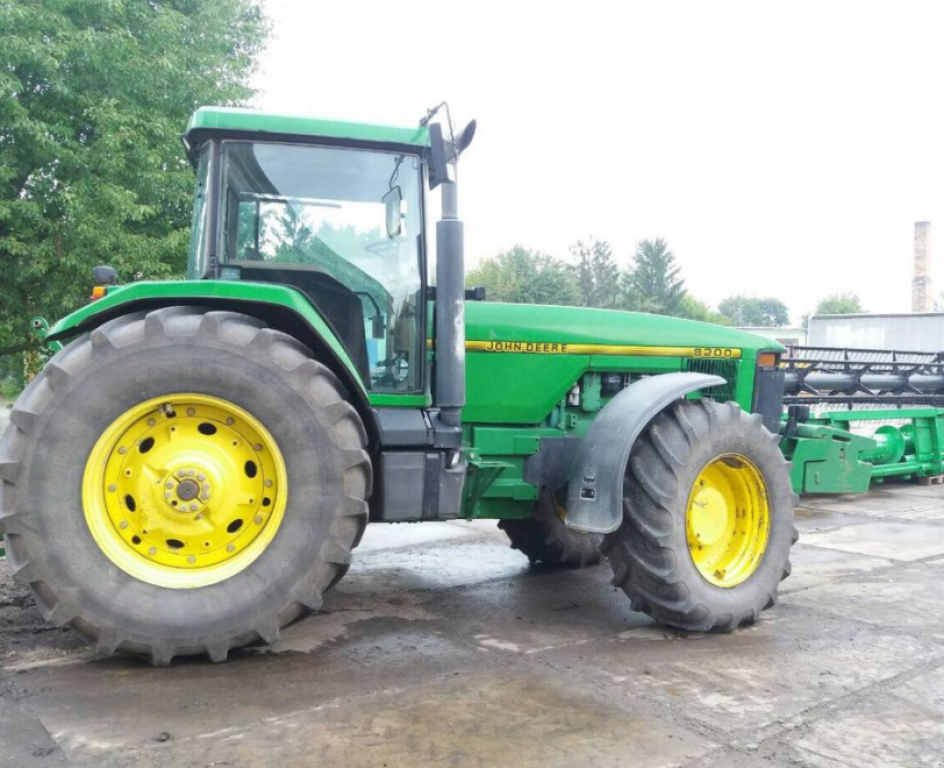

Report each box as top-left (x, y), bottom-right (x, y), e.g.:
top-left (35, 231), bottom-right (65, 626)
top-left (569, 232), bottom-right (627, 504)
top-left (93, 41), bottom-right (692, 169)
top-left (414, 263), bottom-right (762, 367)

top-left (0, 105), bottom-right (798, 664)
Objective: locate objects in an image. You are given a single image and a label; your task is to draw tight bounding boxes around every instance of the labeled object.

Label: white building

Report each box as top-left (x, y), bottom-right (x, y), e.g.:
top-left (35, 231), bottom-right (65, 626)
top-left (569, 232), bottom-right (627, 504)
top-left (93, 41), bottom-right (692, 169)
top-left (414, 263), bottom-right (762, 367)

top-left (808, 313), bottom-right (944, 353)
top-left (737, 326), bottom-right (808, 351)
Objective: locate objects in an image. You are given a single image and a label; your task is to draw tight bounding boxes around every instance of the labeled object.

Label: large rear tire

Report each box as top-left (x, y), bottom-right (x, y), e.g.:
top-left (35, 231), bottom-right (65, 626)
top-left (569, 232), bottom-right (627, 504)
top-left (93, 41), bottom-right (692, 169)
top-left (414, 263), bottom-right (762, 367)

top-left (605, 399), bottom-right (796, 632)
top-left (499, 490), bottom-right (603, 568)
top-left (0, 307), bottom-right (371, 664)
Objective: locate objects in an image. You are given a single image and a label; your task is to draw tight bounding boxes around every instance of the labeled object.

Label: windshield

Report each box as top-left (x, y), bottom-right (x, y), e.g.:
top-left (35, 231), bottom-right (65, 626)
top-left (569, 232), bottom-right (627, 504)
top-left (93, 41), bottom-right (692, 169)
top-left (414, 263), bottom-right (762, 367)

top-left (192, 140), bottom-right (425, 393)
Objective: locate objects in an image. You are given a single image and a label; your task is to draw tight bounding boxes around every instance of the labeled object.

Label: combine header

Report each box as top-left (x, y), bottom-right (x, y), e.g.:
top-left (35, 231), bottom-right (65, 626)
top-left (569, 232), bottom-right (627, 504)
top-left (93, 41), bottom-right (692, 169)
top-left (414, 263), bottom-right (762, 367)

top-left (780, 346), bottom-right (944, 492)
top-left (783, 346), bottom-right (944, 406)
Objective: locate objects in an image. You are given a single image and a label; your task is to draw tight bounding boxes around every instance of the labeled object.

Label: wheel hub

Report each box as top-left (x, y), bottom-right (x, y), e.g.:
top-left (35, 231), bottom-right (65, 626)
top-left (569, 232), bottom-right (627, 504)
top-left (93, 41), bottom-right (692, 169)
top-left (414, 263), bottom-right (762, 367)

top-left (82, 394), bottom-right (288, 589)
top-left (686, 454), bottom-right (771, 588)
top-left (175, 478), bottom-right (201, 502)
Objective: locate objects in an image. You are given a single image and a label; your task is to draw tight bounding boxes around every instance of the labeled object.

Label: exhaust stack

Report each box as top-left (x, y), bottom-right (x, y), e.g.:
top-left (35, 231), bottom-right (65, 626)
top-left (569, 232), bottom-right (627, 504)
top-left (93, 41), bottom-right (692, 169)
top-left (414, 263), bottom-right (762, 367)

top-left (428, 113), bottom-right (476, 427)
top-left (435, 179), bottom-right (465, 426)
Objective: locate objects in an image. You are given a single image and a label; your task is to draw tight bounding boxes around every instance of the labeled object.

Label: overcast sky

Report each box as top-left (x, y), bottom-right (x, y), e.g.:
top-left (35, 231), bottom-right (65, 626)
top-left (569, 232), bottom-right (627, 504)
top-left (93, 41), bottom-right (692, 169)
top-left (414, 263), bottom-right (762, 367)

top-left (251, 1), bottom-right (944, 323)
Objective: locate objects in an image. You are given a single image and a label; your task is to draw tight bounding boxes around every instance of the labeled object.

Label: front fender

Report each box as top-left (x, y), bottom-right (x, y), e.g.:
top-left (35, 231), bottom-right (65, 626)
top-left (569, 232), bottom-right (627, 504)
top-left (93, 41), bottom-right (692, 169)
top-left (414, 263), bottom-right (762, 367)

top-left (564, 372), bottom-right (725, 534)
top-left (45, 280), bottom-right (370, 413)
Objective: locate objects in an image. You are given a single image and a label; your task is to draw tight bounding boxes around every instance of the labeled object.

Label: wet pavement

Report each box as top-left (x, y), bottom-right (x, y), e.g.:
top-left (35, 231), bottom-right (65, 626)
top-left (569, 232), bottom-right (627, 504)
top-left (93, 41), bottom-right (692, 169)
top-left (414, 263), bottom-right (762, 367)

top-left (1, 485), bottom-right (943, 767)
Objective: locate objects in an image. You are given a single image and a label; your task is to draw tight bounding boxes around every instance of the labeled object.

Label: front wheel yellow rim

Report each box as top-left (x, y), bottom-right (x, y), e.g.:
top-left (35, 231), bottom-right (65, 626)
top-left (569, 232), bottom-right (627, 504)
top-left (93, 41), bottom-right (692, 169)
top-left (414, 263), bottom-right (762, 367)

top-left (83, 394), bottom-right (288, 589)
top-left (686, 454), bottom-right (770, 588)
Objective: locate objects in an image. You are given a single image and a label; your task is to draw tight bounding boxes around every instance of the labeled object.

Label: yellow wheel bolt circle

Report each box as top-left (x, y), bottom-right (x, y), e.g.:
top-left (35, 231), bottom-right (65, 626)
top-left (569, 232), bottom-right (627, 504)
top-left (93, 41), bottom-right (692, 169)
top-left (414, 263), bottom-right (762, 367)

top-left (685, 454), bottom-right (771, 588)
top-left (83, 394), bottom-right (287, 590)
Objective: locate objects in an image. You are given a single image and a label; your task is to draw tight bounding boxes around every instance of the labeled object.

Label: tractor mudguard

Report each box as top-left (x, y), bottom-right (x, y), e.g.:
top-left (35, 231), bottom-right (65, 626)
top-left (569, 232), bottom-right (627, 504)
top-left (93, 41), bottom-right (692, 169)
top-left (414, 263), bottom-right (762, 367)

top-left (564, 372), bottom-right (725, 534)
top-left (43, 280), bottom-right (370, 412)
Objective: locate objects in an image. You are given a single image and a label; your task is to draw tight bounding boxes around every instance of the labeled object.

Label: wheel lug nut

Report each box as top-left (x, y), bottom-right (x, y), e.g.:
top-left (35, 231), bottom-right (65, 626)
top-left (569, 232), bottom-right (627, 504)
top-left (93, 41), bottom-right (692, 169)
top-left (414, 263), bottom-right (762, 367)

top-left (226, 418), bottom-right (235, 426)
top-left (188, 555), bottom-right (196, 564)
top-left (226, 544), bottom-right (235, 552)
top-left (119, 520), bottom-right (128, 529)
top-left (254, 444), bottom-right (263, 452)
top-left (147, 418), bottom-right (156, 427)
top-left (187, 469), bottom-right (195, 477)
top-left (166, 480), bottom-right (174, 489)
top-left (149, 547), bottom-right (157, 555)
top-left (201, 493), bottom-right (209, 501)
top-left (264, 479), bottom-right (273, 488)
top-left (118, 446), bottom-right (127, 455)
top-left (197, 474), bottom-right (206, 482)
top-left (190, 503), bottom-right (198, 512)
top-left (187, 408), bottom-right (195, 416)
top-left (254, 515), bottom-right (263, 525)
top-left (177, 470), bottom-right (186, 478)
top-left (108, 484), bottom-right (117, 492)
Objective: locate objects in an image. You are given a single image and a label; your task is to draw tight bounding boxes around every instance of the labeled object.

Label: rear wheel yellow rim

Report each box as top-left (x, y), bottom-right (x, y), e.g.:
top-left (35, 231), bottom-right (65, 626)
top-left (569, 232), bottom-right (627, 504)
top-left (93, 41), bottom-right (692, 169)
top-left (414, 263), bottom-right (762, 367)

top-left (82, 394), bottom-right (287, 589)
top-left (686, 454), bottom-right (770, 588)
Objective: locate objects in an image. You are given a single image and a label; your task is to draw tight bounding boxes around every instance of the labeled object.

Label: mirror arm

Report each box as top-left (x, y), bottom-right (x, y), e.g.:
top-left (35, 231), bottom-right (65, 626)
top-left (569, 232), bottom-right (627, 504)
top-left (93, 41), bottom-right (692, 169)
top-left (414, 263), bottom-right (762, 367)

top-left (354, 291), bottom-right (383, 318)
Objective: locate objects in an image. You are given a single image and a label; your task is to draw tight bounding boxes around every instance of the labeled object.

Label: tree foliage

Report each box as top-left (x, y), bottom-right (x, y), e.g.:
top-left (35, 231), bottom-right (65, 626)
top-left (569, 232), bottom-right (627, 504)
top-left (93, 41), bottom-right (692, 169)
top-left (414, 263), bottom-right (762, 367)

top-left (677, 295), bottom-right (732, 325)
top-left (815, 293), bottom-right (865, 315)
top-left (469, 237), bottom-right (737, 327)
top-left (620, 238), bottom-right (687, 315)
top-left (718, 295), bottom-right (790, 327)
top-left (466, 246), bottom-right (579, 306)
top-left (0, 0), bottom-right (268, 354)
top-left (570, 237), bottom-right (620, 309)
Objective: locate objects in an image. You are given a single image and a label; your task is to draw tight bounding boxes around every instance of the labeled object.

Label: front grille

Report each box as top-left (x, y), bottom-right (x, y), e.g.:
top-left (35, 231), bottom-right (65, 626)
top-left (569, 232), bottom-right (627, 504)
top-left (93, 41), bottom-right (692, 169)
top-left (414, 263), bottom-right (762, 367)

top-left (687, 358), bottom-right (738, 401)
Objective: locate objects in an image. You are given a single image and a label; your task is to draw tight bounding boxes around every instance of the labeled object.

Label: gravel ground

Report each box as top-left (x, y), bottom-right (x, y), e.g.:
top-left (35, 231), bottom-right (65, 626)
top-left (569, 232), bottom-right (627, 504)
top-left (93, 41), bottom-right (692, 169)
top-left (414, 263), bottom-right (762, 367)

top-left (1, 412), bottom-right (943, 767)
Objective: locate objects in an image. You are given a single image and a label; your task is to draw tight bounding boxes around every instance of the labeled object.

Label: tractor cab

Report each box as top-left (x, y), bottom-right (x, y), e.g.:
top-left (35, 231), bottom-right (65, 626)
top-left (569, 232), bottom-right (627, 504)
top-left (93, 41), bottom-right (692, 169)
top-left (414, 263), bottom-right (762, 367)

top-left (183, 108), bottom-right (430, 394)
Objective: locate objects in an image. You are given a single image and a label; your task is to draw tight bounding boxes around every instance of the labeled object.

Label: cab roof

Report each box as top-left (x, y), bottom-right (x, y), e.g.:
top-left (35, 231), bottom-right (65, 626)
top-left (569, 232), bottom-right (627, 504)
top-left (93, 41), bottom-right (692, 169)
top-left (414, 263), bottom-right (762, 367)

top-left (185, 106), bottom-right (430, 150)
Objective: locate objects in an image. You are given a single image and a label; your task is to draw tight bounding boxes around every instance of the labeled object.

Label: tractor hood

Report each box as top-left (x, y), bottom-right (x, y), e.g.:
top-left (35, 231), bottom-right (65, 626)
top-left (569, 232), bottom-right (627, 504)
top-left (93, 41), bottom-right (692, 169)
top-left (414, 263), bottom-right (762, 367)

top-left (465, 301), bottom-right (782, 357)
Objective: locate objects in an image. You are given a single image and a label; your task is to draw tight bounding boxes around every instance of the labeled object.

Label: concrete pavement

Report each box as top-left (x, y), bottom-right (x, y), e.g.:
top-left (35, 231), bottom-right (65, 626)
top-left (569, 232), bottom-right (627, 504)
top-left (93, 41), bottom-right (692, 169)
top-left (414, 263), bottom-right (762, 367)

top-left (1, 486), bottom-right (943, 768)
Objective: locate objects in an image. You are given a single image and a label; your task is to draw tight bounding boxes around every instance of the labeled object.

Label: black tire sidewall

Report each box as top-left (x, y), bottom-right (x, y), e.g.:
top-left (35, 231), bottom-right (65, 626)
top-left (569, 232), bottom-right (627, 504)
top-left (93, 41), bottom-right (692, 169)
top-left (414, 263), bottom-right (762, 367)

top-left (17, 329), bottom-right (352, 640)
top-left (500, 490), bottom-right (603, 567)
top-left (543, 489), bottom-right (604, 563)
top-left (647, 406), bottom-right (793, 616)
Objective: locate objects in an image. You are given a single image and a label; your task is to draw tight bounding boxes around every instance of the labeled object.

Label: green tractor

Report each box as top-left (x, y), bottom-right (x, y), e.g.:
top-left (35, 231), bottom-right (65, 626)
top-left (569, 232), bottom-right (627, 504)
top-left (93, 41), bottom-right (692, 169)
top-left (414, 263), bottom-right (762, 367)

top-left (0, 105), bottom-right (798, 664)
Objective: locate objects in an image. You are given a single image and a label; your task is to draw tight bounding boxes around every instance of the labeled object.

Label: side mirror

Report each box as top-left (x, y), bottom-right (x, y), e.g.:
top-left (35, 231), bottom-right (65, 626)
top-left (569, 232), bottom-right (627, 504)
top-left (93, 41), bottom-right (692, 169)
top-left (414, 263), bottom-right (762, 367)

top-left (383, 186), bottom-right (402, 239)
top-left (372, 314), bottom-right (385, 339)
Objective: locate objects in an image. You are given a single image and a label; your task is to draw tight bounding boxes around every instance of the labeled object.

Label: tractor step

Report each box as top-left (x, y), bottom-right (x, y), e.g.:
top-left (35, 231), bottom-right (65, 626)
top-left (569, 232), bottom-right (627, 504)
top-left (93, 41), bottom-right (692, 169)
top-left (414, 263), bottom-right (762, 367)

top-left (918, 474), bottom-right (944, 486)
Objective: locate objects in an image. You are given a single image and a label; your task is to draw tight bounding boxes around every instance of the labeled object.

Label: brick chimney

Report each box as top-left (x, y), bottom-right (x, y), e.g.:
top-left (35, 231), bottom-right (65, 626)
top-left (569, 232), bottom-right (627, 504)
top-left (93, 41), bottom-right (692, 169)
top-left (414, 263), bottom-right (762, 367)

top-left (913, 221), bottom-right (932, 313)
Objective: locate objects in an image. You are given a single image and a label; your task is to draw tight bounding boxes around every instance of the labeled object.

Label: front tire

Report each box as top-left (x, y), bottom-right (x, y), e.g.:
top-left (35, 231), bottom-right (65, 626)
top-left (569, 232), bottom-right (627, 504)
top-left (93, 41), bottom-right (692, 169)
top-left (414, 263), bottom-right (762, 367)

top-left (605, 399), bottom-right (796, 632)
top-left (0, 307), bottom-right (371, 664)
top-left (499, 490), bottom-right (603, 568)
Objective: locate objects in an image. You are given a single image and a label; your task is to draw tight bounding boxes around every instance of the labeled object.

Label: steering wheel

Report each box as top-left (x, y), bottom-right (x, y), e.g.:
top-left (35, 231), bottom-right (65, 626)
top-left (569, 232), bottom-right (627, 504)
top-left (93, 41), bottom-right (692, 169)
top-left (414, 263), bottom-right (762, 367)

top-left (373, 351), bottom-right (409, 387)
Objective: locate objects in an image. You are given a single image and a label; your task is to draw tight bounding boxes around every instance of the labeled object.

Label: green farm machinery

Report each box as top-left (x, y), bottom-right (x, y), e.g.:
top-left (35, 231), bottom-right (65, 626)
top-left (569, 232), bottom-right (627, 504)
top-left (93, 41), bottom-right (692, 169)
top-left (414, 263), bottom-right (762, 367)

top-left (2, 105), bottom-right (943, 665)
top-left (781, 346), bottom-right (944, 492)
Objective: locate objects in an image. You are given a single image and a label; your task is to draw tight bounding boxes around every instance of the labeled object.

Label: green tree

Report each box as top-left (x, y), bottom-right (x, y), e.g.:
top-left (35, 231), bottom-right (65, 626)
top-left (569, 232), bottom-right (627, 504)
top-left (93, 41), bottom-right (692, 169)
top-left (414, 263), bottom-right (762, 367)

top-left (815, 293), bottom-right (865, 315)
top-left (0, 0), bottom-right (268, 357)
top-left (619, 238), bottom-right (686, 315)
top-left (570, 237), bottom-right (620, 308)
top-left (272, 205), bottom-right (316, 263)
top-left (677, 295), bottom-right (732, 326)
top-left (718, 295), bottom-right (790, 327)
top-left (467, 246), bottom-right (579, 306)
